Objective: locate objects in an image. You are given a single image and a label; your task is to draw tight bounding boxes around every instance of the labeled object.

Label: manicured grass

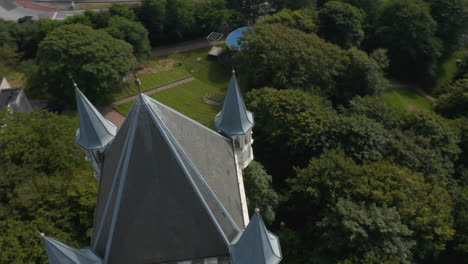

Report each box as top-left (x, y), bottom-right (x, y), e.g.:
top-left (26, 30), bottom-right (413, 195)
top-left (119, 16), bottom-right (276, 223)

top-left (384, 87), bottom-right (432, 112)
top-left (111, 67), bottom-right (191, 101)
top-left (167, 47), bottom-right (230, 88)
top-left (114, 79), bottom-right (224, 128)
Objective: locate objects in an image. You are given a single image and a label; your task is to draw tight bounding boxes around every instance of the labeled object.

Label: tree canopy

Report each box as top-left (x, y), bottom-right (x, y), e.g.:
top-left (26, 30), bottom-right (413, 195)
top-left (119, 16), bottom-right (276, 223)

top-left (35, 24), bottom-right (135, 106)
top-left (318, 1), bottom-right (366, 48)
top-left (0, 110), bottom-right (97, 263)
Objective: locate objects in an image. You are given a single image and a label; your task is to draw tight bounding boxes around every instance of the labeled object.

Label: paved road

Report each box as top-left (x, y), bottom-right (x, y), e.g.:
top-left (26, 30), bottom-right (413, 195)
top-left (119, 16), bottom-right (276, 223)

top-left (0, 0), bottom-right (87, 20)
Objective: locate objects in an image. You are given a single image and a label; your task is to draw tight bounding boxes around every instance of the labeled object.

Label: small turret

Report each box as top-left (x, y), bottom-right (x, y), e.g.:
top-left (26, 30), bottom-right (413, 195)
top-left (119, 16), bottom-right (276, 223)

top-left (215, 70), bottom-right (254, 169)
top-left (230, 209), bottom-right (282, 264)
top-left (75, 84), bottom-right (117, 179)
top-left (41, 233), bottom-right (102, 264)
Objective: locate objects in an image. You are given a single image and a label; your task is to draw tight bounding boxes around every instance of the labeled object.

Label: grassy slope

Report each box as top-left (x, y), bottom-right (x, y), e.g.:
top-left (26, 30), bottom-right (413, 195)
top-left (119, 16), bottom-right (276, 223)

top-left (432, 46), bottom-right (468, 95)
top-left (384, 87), bottom-right (432, 112)
top-left (111, 67), bottom-right (191, 101)
top-left (114, 79), bottom-right (222, 128)
top-left (113, 47), bottom-right (229, 128)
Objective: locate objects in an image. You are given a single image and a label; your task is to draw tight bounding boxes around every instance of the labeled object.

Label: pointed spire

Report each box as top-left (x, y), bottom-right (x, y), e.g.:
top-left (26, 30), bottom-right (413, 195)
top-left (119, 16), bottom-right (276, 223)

top-left (215, 71), bottom-right (254, 138)
top-left (41, 234), bottom-right (102, 264)
top-left (230, 210), bottom-right (282, 264)
top-left (75, 86), bottom-right (117, 150)
top-left (91, 94), bottom-right (239, 263)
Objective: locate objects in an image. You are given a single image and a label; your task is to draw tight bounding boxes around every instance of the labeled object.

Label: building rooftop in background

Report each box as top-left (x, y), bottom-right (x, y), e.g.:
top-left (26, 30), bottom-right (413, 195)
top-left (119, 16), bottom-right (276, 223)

top-left (0, 77), bottom-right (33, 112)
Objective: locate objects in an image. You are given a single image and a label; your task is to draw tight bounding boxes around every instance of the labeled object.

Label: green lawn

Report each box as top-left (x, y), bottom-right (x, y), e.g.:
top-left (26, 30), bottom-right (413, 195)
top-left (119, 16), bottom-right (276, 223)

top-left (432, 46), bottom-right (468, 94)
top-left (384, 87), bottom-right (432, 112)
top-left (111, 67), bottom-right (191, 101)
top-left (114, 79), bottom-right (224, 128)
top-left (168, 47), bottom-right (230, 88)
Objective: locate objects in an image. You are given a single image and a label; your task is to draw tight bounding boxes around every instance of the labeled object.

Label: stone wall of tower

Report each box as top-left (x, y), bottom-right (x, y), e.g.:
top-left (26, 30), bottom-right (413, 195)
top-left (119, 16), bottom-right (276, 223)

top-left (233, 129), bottom-right (254, 170)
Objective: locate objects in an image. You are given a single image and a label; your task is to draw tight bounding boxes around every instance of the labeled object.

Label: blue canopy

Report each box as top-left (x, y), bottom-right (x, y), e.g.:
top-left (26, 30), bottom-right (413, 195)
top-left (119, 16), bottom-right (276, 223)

top-left (226, 26), bottom-right (253, 50)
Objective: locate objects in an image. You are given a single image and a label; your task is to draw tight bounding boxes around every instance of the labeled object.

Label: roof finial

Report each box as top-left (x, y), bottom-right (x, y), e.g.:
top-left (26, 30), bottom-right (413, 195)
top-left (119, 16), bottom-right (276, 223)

top-left (72, 78), bottom-right (78, 89)
top-left (254, 208), bottom-right (260, 213)
top-left (133, 72), bottom-right (142, 93)
top-left (232, 68), bottom-right (236, 75)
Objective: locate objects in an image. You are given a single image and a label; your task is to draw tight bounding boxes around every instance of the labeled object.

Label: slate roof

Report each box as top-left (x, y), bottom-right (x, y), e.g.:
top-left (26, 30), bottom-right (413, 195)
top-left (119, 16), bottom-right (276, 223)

top-left (231, 210), bottom-right (282, 264)
top-left (75, 88), bottom-right (117, 150)
top-left (42, 235), bottom-right (102, 264)
top-left (215, 71), bottom-right (254, 137)
top-left (91, 94), bottom-right (242, 263)
top-left (0, 88), bottom-right (33, 112)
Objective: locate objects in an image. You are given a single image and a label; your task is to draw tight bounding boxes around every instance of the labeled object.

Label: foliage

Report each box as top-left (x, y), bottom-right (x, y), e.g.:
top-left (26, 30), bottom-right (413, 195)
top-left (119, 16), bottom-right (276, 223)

top-left (109, 3), bottom-right (137, 20)
top-left (243, 161), bottom-right (279, 224)
top-left (315, 114), bottom-right (389, 163)
top-left (139, 0), bottom-right (168, 44)
top-left (434, 78), bottom-right (468, 119)
top-left (262, 8), bottom-right (319, 33)
top-left (105, 16), bottom-right (152, 59)
top-left (375, 0), bottom-right (442, 80)
top-left (427, 0), bottom-right (468, 52)
top-left (64, 14), bottom-right (93, 27)
top-left (317, 198), bottom-right (415, 263)
top-left (235, 24), bottom-right (345, 95)
top-left (318, 1), bottom-right (366, 48)
top-left (236, 24), bottom-right (384, 102)
top-left (245, 88), bottom-right (337, 181)
top-left (193, 0), bottom-right (231, 35)
top-left (370, 48), bottom-right (389, 71)
top-left (0, 110), bottom-right (97, 263)
top-left (289, 150), bottom-right (454, 262)
top-left (36, 24), bottom-right (135, 106)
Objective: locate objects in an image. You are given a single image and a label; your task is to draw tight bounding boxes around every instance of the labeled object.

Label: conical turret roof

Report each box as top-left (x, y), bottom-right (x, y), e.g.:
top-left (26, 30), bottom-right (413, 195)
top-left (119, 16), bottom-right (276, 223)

top-left (231, 210), bottom-right (282, 264)
top-left (215, 71), bottom-right (254, 137)
top-left (91, 94), bottom-right (240, 264)
top-left (75, 87), bottom-right (117, 150)
top-left (42, 234), bottom-right (102, 264)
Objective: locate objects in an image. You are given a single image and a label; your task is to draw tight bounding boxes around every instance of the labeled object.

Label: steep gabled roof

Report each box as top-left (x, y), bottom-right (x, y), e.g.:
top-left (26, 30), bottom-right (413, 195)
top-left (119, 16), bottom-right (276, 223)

top-left (42, 235), bottom-right (102, 264)
top-left (75, 88), bottom-right (117, 150)
top-left (215, 71), bottom-right (254, 137)
top-left (0, 77), bottom-right (11, 90)
top-left (231, 210), bottom-right (282, 264)
top-left (91, 94), bottom-right (240, 264)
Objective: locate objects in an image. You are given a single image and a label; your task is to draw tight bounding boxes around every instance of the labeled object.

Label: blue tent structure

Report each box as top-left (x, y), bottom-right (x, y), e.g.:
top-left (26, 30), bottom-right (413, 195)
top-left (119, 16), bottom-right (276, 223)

top-left (226, 27), bottom-right (253, 50)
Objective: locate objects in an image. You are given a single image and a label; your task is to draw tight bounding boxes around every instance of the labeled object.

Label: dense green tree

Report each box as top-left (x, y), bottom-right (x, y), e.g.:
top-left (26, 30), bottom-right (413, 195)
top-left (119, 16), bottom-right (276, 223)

top-left (434, 78), bottom-right (468, 119)
top-left (63, 14), bottom-right (93, 27)
top-left (370, 48), bottom-right (389, 71)
top-left (35, 24), bottom-right (135, 106)
top-left (109, 3), bottom-right (137, 20)
top-left (165, 0), bottom-right (195, 39)
top-left (139, 0), bottom-right (167, 44)
top-left (316, 198), bottom-right (415, 263)
top-left (193, 0), bottom-right (231, 34)
top-left (427, 0), bottom-right (468, 52)
top-left (262, 8), bottom-right (318, 33)
top-left (335, 48), bottom-right (386, 102)
top-left (273, 0), bottom-right (316, 10)
top-left (83, 10), bottom-right (111, 29)
top-left (315, 114), bottom-right (389, 163)
top-left (236, 24), bottom-right (384, 102)
top-left (105, 16), bottom-right (151, 59)
top-left (375, 0), bottom-right (442, 80)
top-left (243, 161), bottom-right (279, 224)
top-left (289, 150), bottom-right (454, 261)
top-left (338, 0), bottom-right (383, 24)
top-left (0, 110), bottom-right (97, 263)
top-left (318, 1), bottom-right (366, 48)
top-left (245, 87), bottom-right (337, 181)
top-left (235, 24), bottom-right (345, 96)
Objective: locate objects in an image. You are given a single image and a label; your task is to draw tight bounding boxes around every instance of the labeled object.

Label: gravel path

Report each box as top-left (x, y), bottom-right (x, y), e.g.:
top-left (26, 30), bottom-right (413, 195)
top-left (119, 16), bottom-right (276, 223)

top-left (101, 77), bottom-right (196, 126)
top-left (153, 39), bottom-right (225, 57)
top-left (388, 81), bottom-right (437, 102)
